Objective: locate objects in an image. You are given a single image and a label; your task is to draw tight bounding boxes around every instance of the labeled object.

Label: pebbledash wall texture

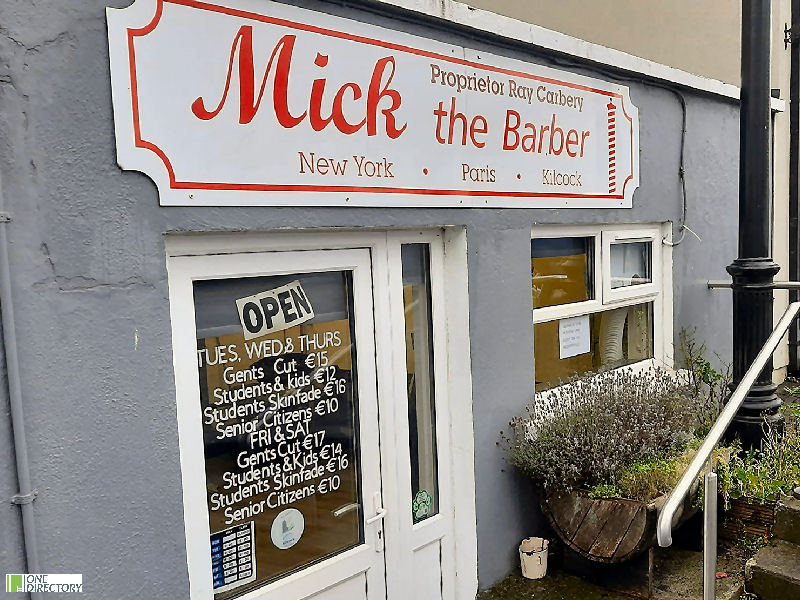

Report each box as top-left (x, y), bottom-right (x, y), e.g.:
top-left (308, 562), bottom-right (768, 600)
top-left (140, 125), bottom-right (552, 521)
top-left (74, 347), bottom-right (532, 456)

top-left (0, 0), bottom-right (741, 597)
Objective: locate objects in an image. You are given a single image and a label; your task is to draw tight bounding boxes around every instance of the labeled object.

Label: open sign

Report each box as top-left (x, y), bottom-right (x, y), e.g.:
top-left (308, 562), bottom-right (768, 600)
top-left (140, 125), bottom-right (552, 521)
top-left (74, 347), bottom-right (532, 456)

top-left (235, 281), bottom-right (315, 340)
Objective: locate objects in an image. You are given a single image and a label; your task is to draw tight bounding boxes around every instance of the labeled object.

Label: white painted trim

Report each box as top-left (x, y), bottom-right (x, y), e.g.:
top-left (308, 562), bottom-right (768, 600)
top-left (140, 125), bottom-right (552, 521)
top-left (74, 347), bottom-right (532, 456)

top-left (533, 295), bottom-right (658, 325)
top-left (370, 235), bottom-right (407, 600)
top-left (372, 0), bottom-right (786, 112)
top-left (440, 228), bottom-right (477, 600)
top-left (601, 228), bottom-right (661, 304)
top-left (167, 256), bottom-right (213, 600)
top-left (532, 229), bottom-right (601, 323)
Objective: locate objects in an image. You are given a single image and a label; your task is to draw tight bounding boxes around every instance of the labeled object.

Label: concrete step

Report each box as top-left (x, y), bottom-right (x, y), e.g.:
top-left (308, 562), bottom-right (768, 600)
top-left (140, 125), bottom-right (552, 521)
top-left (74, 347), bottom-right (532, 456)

top-left (745, 540), bottom-right (800, 600)
top-left (716, 579), bottom-right (743, 600)
top-left (773, 495), bottom-right (800, 545)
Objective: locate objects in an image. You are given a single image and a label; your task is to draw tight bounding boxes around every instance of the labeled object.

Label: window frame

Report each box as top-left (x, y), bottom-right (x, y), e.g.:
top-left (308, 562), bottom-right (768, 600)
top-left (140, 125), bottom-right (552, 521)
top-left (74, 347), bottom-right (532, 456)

top-left (531, 232), bottom-right (602, 323)
top-left (531, 223), bottom-right (672, 384)
top-left (601, 228), bottom-right (661, 304)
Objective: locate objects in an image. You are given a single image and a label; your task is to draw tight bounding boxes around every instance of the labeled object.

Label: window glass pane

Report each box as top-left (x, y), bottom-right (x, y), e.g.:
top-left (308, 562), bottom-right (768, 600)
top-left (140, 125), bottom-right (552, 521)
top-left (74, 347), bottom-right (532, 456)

top-left (534, 302), bottom-right (654, 391)
top-left (193, 271), bottom-right (363, 598)
top-left (610, 241), bottom-right (652, 289)
top-left (531, 237), bottom-right (594, 309)
top-left (401, 244), bottom-right (439, 523)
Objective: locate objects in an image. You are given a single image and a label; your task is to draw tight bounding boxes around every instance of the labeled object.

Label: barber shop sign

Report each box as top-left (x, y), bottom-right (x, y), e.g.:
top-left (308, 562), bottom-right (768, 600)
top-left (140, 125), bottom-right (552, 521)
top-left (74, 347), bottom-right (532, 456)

top-left (107, 0), bottom-right (639, 208)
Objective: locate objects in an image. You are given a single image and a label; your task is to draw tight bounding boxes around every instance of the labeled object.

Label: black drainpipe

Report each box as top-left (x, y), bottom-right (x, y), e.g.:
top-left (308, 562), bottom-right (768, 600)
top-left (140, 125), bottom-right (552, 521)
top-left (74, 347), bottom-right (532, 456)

top-left (726, 0), bottom-right (784, 449)
top-left (789, 0), bottom-right (800, 376)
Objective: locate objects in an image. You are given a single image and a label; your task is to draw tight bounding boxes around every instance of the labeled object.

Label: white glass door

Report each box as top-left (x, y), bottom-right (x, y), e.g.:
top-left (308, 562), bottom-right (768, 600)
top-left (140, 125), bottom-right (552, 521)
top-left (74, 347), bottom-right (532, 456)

top-left (378, 233), bottom-right (457, 600)
top-left (169, 249), bottom-right (386, 600)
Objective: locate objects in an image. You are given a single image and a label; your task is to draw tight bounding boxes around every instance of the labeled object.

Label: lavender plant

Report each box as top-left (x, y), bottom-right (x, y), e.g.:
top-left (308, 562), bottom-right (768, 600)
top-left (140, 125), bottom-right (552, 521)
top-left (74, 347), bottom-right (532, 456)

top-left (505, 367), bottom-right (698, 493)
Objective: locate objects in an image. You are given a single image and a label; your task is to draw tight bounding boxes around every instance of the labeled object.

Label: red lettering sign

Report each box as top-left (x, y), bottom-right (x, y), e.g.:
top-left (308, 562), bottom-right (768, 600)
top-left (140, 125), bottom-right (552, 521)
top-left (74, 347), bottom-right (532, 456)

top-left (192, 26), bottom-right (406, 139)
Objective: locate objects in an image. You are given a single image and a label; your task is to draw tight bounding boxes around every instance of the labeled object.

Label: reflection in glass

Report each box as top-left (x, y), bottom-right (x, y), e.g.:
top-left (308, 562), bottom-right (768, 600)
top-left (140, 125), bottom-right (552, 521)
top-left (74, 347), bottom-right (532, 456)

top-left (610, 241), bottom-right (652, 289)
top-left (193, 271), bottom-right (363, 598)
top-left (531, 237), bottom-right (594, 309)
top-left (401, 244), bottom-right (439, 523)
top-left (534, 302), bottom-right (654, 391)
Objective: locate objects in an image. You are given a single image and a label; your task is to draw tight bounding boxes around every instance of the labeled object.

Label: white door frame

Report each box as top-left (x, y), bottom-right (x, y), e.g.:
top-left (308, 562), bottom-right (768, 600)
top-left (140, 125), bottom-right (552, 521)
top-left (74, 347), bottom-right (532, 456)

top-left (168, 248), bottom-right (386, 600)
top-left (166, 228), bottom-right (478, 600)
top-left (379, 230), bottom-right (456, 600)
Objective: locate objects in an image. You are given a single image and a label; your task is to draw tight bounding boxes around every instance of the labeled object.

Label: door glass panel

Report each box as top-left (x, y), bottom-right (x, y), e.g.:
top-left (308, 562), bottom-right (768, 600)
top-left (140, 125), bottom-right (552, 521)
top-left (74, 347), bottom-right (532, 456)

top-left (401, 244), bottom-right (439, 523)
top-left (531, 237), bottom-right (594, 308)
top-left (193, 270), bottom-right (363, 598)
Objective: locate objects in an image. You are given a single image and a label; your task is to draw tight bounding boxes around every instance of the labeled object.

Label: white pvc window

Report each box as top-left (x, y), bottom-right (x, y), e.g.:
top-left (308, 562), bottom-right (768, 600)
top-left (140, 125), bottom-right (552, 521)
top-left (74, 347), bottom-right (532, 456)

top-left (532, 225), bottom-right (667, 391)
top-left (602, 229), bottom-right (660, 303)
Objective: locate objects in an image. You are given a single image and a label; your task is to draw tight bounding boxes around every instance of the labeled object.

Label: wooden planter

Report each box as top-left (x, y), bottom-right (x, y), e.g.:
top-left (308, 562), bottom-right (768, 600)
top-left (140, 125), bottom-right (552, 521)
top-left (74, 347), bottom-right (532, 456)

top-left (539, 479), bottom-right (701, 564)
top-left (719, 497), bottom-right (777, 542)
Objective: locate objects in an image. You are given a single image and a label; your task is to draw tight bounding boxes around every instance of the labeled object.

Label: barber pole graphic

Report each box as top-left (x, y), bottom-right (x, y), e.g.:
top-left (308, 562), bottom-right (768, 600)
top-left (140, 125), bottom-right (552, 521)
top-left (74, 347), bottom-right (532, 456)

top-left (607, 101), bottom-right (616, 194)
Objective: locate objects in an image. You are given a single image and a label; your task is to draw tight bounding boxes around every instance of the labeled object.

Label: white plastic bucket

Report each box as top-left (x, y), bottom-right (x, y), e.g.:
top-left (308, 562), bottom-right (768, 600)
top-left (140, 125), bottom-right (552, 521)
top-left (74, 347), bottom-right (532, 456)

top-left (519, 537), bottom-right (548, 579)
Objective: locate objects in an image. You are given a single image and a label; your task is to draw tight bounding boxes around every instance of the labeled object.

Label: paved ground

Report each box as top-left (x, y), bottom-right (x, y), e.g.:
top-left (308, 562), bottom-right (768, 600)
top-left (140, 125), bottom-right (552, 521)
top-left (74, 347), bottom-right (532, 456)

top-left (476, 543), bottom-right (749, 600)
top-left (650, 545), bottom-right (749, 599)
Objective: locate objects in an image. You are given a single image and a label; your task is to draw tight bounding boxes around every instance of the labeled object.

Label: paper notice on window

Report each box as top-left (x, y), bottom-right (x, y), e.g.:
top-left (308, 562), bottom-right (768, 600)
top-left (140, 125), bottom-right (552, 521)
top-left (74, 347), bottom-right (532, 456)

top-left (559, 315), bottom-right (590, 359)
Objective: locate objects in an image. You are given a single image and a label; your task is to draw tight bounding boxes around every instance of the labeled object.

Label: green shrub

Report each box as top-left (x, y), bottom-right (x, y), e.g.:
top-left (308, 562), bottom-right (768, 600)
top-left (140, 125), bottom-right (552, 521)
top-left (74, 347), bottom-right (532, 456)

top-left (678, 328), bottom-right (730, 437)
top-left (588, 483), bottom-right (621, 499)
top-left (718, 407), bottom-right (800, 507)
top-left (614, 450), bottom-right (692, 502)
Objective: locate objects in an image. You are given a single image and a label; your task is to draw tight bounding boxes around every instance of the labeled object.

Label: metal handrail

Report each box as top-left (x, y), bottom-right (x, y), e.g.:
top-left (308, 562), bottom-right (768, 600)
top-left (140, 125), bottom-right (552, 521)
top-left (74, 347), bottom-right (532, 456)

top-left (708, 280), bottom-right (800, 290)
top-left (656, 301), bottom-right (800, 599)
top-left (657, 300), bottom-right (800, 547)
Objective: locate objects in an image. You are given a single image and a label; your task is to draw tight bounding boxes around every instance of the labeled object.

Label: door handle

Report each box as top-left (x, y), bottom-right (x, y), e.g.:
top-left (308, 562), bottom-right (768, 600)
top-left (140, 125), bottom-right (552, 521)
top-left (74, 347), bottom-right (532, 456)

top-left (366, 492), bottom-right (386, 552)
top-left (366, 508), bottom-right (387, 525)
top-left (366, 491), bottom-right (387, 524)
top-left (332, 503), bottom-right (359, 517)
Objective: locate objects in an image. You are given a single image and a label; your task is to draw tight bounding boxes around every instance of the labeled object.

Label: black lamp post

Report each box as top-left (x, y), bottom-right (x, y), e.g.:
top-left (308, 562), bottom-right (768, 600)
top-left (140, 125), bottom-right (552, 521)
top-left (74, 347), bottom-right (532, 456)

top-left (726, 0), bottom-right (784, 449)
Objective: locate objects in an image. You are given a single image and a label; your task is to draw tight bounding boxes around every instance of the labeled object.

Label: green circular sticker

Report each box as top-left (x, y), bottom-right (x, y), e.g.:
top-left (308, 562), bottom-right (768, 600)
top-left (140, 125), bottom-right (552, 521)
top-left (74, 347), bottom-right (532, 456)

top-left (412, 490), bottom-right (433, 522)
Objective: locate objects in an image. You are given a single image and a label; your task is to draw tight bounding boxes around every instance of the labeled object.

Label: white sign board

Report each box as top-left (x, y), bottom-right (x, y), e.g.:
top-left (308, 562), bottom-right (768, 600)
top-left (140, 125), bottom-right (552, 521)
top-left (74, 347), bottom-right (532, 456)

top-left (235, 281), bottom-right (314, 340)
top-left (107, 0), bottom-right (639, 207)
top-left (559, 315), bottom-right (590, 359)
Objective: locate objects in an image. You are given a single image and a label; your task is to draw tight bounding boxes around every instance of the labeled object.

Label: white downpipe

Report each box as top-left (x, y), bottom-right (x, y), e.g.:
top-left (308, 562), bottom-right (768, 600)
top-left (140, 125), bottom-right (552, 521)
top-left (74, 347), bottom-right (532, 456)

top-left (0, 173), bottom-right (43, 600)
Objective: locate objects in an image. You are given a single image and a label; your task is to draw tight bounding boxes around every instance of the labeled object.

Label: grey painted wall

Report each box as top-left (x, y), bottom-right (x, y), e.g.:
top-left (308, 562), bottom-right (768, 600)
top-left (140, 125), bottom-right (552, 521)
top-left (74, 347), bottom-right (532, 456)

top-left (0, 0), bottom-right (737, 596)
